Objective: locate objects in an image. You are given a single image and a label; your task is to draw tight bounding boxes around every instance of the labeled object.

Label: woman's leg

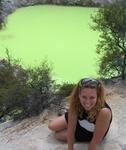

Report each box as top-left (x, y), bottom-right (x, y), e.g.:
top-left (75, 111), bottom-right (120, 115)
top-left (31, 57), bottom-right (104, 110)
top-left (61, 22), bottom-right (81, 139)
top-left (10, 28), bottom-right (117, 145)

top-left (55, 130), bottom-right (67, 141)
top-left (48, 115), bottom-right (68, 141)
top-left (48, 115), bottom-right (67, 131)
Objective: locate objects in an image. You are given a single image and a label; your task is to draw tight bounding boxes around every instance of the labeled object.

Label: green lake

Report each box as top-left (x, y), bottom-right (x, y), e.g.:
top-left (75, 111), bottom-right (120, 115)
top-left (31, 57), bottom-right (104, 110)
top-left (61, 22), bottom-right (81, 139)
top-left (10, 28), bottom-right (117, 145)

top-left (0, 5), bottom-right (99, 83)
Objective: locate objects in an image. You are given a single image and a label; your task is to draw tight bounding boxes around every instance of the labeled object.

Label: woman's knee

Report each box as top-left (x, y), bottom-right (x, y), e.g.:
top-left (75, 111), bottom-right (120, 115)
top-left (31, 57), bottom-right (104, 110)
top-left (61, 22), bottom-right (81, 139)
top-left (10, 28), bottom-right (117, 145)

top-left (48, 121), bottom-right (55, 131)
top-left (48, 115), bottom-right (67, 131)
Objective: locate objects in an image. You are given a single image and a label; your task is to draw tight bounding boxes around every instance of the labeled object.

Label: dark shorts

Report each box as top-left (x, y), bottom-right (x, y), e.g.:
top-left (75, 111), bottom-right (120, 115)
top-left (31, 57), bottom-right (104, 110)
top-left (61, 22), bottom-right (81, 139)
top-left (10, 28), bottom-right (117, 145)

top-left (64, 112), bottom-right (93, 142)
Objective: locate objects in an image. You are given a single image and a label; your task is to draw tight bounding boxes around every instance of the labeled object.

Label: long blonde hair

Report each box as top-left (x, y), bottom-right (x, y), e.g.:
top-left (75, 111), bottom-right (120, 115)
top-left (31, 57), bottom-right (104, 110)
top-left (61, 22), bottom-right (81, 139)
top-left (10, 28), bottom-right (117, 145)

top-left (68, 78), bottom-right (105, 122)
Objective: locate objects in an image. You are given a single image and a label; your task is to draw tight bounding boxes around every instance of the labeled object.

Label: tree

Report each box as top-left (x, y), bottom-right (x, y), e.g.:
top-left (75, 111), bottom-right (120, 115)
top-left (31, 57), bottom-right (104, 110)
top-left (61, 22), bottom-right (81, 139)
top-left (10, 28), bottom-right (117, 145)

top-left (91, 1), bottom-right (126, 79)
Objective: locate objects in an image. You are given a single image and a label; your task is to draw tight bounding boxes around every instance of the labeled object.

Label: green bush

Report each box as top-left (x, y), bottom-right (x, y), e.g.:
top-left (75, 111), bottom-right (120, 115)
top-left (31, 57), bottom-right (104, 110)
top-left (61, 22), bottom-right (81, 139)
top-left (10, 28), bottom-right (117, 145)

top-left (0, 52), bottom-right (29, 120)
top-left (24, 60), bottom-right (55, 116)
top-left (0, 50), bottom-right (55, 121)
top-left (56, 82), bottom-right (75, 98)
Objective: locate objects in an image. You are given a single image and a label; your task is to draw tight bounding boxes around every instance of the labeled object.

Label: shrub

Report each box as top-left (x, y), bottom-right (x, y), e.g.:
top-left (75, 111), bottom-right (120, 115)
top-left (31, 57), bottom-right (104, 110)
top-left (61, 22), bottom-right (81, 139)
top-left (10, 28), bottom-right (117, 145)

top-left (0, 50), bottom-right (55, 121)
top-left (0, 50), bottom-right (29, 120)
top-left (56, 82), bottom-right (75, 98)
top-left (24, 59), bottom-right (55, 116)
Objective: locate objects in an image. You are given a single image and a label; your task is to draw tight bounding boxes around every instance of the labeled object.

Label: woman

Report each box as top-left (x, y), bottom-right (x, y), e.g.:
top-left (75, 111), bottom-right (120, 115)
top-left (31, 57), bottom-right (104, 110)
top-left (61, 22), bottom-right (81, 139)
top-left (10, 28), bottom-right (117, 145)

top-left (48, 78), bottom-right (112, 150)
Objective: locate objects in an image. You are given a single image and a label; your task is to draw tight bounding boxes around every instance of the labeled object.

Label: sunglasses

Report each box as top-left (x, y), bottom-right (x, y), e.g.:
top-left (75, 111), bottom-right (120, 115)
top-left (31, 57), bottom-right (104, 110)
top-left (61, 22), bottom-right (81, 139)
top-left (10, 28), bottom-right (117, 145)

top-left (79, 78), bottom-right (100, 87)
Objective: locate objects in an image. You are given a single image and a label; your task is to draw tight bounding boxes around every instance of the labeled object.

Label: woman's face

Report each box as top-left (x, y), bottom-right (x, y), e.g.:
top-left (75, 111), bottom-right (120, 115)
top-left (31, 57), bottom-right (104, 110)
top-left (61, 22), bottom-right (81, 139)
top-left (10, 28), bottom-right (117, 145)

top-left (79, 87), bottom-right (98, 111)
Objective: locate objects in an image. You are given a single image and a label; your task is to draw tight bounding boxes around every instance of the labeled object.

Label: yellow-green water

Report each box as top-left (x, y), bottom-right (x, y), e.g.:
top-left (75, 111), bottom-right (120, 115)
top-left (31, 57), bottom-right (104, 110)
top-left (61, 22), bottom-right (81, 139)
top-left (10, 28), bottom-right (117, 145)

top-left (0, 5), bottom-right (99, 83)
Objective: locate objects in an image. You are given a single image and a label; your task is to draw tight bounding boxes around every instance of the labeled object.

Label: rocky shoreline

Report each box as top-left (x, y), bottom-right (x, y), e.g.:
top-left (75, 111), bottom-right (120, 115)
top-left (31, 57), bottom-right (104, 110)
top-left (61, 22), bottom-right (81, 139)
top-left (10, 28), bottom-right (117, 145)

top-left (0, 0), bottom-right (117, 27)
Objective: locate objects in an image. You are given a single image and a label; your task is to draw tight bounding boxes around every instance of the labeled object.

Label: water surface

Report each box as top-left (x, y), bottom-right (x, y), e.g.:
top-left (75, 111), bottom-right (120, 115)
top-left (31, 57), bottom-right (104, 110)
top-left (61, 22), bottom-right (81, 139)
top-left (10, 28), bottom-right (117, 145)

top-left (0, 5), bottom-right (99, 83)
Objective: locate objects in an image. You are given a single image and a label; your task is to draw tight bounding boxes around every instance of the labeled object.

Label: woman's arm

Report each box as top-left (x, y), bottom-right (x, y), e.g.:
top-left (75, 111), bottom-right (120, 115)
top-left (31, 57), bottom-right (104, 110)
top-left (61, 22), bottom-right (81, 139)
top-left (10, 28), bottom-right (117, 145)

top-left (88, 108), bottom-right (112, 150)
top-left (67, 110), bottom-right (77, 150)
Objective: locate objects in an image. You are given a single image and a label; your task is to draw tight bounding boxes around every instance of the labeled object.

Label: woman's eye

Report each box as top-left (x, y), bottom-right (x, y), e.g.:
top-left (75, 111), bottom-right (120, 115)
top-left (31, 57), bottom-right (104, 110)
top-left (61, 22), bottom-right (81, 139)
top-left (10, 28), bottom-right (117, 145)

top-left (90, 96), bottom-right (95, 99)
top-left (82, 96), bottom-right (86, 99)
